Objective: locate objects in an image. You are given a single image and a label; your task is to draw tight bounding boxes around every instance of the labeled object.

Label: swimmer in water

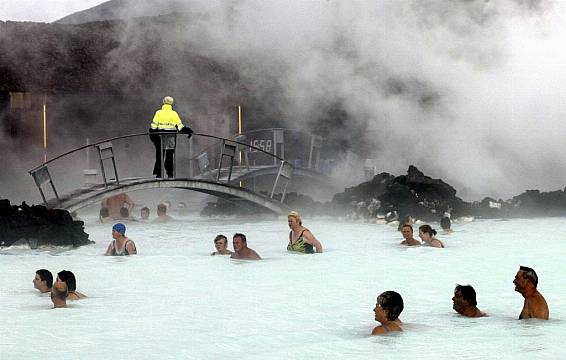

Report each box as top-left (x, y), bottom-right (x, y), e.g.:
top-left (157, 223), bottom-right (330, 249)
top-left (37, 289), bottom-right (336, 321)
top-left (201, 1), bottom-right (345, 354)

top-left (372, 291), bottom-right (404, 335)
top-left (211, 234), bottom-right (232, 256)
top-left (400, 224), bottom-right (421, 246)
top-left (514, 266), bottom-right (549, 320)
top-left (153, 203), bottom-right (173, 223)
top-left (287, 211), bottom-right (323, 254)
top-left (418, 225), bottom-right (444, 248)
top-left (56, 270), bottom-right (86, 300)
top-left (105, 223), bottom-right (137, 256)
top-left (51, 281), bottom-right (68, 309)
top-left (140, 206), bottom-right (150, 220)
top-left (33, 269), bottom-right (53, 293)
top-left (452, 284), bottom-right (486, 317)
top-left (230, 233), bottom-right (261, 260)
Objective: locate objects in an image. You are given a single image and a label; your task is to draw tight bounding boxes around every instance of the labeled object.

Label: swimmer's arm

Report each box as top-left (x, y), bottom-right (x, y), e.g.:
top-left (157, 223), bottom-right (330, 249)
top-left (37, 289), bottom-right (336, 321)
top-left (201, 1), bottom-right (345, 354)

top-left (125, 241), bottom-right (137, 255)
top-left (104, 242), bottom-right (113, 256)
top-left (303, 230), bottom-right (323, 253)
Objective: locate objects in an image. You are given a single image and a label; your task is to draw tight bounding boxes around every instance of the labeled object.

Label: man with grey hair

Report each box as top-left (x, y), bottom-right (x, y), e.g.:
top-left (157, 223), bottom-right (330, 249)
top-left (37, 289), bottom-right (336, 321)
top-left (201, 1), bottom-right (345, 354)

top-left (513, 266), bottom-right (549, 320)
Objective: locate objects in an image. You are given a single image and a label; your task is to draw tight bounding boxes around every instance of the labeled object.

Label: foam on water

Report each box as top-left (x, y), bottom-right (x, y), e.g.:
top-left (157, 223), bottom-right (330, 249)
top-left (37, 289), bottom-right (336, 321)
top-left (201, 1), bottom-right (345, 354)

top-left (1, 216), bottom-right (564, 359)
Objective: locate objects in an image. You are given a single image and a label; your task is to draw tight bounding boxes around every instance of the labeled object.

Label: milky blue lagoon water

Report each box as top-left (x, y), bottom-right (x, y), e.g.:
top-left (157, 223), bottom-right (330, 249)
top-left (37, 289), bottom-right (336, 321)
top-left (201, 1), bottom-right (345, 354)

top-left (1, 216), bottom-right (564, 359)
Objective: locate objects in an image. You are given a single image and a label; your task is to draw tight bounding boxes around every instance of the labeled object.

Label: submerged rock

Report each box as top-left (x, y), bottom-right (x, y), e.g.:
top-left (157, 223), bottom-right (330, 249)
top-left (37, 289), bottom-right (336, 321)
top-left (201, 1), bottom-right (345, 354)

top-left (0, 199), bottom-right (93, 248)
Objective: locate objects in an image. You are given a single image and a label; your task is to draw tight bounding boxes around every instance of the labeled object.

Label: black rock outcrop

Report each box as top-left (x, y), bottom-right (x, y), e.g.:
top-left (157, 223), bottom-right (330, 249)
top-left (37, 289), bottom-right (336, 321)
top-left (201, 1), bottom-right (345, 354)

top-left (332, 165), bottom-right (468, 221)
top-left (0, 199), bottom-right (93, 248)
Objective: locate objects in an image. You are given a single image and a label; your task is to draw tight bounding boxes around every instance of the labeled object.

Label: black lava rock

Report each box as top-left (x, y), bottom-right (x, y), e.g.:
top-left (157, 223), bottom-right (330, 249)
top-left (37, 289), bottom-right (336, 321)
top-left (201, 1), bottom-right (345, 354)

top-left (0, 199), bottom-right (93, 248)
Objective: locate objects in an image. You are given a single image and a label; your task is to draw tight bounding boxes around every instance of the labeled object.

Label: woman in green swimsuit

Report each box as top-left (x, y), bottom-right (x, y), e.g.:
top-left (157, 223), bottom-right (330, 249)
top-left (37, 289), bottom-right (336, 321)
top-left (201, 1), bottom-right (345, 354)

top-left (287, 211), bottom-right (323, 253)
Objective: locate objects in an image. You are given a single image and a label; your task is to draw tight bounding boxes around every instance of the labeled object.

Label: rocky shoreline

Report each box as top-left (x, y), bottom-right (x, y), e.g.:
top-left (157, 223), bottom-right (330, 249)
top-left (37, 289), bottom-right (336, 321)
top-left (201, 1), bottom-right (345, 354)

top-left (0, 199), bottom-right (93, 248)
top-left (201, 165), bottom-right (566, 222)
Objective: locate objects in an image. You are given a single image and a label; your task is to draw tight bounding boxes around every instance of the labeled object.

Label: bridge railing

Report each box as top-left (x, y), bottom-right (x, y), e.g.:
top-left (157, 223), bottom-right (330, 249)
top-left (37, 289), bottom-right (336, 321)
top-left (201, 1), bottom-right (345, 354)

top-left (29, 132), bottom-right (295, 208)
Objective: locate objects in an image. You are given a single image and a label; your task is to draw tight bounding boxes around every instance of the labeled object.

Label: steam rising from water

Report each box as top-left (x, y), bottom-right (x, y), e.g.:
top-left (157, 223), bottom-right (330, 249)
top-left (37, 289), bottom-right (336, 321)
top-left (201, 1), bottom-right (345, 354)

top-left (109, 0), bottom-right (566, 199)
top-left (3, 0), bottom-right (566, 202)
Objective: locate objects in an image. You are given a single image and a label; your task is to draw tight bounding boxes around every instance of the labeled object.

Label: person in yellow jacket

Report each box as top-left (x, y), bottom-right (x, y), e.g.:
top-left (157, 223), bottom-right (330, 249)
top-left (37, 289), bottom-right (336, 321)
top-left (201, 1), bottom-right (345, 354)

top-left (149, 96), bottom-right (193, 178)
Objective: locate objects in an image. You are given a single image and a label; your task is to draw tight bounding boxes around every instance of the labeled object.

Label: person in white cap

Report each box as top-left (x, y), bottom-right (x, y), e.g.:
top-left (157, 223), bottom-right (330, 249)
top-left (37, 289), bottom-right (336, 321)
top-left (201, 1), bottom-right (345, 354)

top-left (149, 96), bottom-right (193, 178)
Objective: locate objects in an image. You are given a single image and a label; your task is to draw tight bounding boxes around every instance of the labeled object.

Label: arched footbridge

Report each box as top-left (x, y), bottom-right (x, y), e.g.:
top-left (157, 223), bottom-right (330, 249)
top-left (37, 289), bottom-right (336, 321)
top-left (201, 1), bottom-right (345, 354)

top-left (29, 131), bottom-right (336, 215)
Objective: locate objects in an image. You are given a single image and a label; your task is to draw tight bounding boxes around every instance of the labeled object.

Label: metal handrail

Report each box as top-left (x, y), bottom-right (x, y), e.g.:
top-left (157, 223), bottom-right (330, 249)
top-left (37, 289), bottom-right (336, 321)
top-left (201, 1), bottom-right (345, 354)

top-left (29, 132), bottom-right (285, 173)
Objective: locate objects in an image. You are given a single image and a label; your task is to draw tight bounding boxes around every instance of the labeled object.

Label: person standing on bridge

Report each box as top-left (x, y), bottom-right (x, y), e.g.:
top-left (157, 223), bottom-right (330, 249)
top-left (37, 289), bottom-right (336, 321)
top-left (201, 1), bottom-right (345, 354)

top-left (149, 96), bottom-right (194, 178)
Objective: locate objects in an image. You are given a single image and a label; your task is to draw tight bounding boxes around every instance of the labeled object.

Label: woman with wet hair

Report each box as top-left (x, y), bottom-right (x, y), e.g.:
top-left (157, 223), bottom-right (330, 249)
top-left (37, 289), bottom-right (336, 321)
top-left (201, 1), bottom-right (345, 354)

top-left (372, 291), bottom-right (404, 335)
top-left (418, 224), bottom-right (445, 248)
top-left (56, 270), bottom-right (87, 300)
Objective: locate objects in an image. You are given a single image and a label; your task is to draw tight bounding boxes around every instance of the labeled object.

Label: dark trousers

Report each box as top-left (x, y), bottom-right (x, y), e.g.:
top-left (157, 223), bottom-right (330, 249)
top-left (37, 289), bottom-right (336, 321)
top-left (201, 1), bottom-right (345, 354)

top-left (150, 131), bottom-right (175, 177)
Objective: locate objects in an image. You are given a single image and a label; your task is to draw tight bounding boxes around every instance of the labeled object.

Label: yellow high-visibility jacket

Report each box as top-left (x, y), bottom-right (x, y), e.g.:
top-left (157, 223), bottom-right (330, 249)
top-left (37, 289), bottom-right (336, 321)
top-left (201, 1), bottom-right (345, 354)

top-left (150, 104), bottom-right (185, 131)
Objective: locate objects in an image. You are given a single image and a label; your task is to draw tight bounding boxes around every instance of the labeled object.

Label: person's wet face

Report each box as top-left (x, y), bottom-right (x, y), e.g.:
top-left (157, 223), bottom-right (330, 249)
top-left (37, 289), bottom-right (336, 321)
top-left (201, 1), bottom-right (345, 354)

top-left (373, 300), bottom-right (387, 323)
top-left (452, 289), bottom-right (467, 312)
top-left (215, 238), bottom-right (227, 252)
top-left (233, 236), bottom-right (246, 252)
top-left (418, 229), bottom-right (430, 241)
top-left (288, 216), bottom-right (299, 229)
top-left (401, 226), bottom-right (413, 240)
top-left (514, 270), bottom-right (527, 293)
top-left (33, 274), bottom-right (44, 290)
top-left (112, 229), bottom-right (120, 240)
top-left (141, 209), bottom-right (149, 220)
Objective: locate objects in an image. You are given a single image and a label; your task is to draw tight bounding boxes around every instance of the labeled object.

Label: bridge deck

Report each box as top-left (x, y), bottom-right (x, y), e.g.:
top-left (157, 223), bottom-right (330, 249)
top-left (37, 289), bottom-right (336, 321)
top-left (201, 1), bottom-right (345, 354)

top-left (50, 177), bottom-right (291, 215)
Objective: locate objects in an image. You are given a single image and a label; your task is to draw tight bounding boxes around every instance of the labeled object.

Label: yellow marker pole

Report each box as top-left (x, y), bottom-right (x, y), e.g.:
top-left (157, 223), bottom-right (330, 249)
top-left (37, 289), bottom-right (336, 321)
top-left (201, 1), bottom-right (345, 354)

top-left (43, 97), bottom-right (47, 163)
top-left (238, 105), bottom-right (243, 187)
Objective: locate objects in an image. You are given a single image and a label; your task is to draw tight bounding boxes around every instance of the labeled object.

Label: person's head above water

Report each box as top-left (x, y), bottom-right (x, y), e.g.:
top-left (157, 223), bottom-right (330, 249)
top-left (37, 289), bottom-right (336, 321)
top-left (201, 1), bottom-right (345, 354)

top-left (375, 291), bottom-right (404, 321)
top-left (157, 203), bottom-right (167, 216)
top-left (140, 207), bottom-right (150, 219)
top-left (454, 284), bottom-right (477, 307)
top-left (514, 266), bottom-right (538, 292)
top-left (112, 223), bottom-right (126, 237)
top-left (33, 269), bottom-right (53, 293)
top-left (214, 234), bottom-right (228, 250)
top-left (418, 225), bottom-right (437, 237)
top-left (287, 211), bottom-right (302, 225)
top-left (119, 207), bottom-right (130, 218)
top-left (57, 270), bottom-right (77, 292)
top-left (214, 234), bottom-right (227, 244)
top-left (401, 224), bottom-right (413, 239)
top-left (232, 233), bottom-right (247, 252)
top-left (51, 281), bottom-right (68, 308)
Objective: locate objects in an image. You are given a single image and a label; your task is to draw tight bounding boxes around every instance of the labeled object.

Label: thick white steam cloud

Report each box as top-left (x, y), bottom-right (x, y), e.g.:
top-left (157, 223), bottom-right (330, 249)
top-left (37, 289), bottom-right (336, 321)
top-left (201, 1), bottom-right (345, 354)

top-left (159, 0), bottom-right (566, 199)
